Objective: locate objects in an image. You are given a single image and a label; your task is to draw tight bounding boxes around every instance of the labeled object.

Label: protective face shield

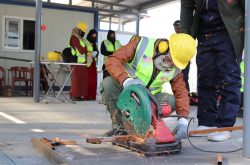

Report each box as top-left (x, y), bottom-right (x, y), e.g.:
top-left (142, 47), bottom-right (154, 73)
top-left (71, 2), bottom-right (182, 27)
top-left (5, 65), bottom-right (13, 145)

top-left (153, 53), bottom-right (174, 71)
top-left (79, 30), bottom-right (85, 38)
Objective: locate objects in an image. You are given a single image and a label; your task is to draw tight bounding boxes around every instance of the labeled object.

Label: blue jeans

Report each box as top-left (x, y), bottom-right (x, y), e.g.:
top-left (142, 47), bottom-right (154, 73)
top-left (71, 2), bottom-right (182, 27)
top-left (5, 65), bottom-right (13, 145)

top-left (197, 32), bottom-right (241, 127)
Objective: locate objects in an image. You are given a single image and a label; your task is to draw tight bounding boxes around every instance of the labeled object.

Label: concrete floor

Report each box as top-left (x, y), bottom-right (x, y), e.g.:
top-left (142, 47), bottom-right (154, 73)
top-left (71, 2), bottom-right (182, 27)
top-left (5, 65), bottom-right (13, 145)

top-left (0, 97), bottom-right (249, 165)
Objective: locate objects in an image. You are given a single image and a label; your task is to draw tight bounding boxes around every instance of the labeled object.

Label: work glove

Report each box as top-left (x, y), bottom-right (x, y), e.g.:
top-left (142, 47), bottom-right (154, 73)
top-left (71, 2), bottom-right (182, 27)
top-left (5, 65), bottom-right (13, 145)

top-left (173, 117), bottom-right (188, 140)
top-left (122, 78), bottom-right (143, 88)
top-left (91, 51), bottom-right (98, 58)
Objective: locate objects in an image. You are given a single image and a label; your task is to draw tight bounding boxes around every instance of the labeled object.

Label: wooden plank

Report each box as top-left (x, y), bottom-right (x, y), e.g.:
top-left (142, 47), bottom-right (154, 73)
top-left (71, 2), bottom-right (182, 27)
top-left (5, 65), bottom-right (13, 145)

top-left (189, 126), bottom-right (243, 136)
top-left (59, 140), bottom-right (77, 145)
top-left (86, 135), bottom-right (145, 144)
top-left (40, 138), bottom-right (54, 149)
top-left (217, 154), bottom-right (223, 165)
top-left (31, 138), bottom-right (71, 165)
top-left (51, 137), bottom-right (77, 145)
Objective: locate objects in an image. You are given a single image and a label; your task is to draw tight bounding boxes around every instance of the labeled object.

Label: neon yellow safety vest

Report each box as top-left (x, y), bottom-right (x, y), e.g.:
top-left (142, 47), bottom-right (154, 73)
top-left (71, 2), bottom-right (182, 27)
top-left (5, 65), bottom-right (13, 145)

top-left (84, 39), bottom-right (98, 62)
top-left (240, 61), bottom-right (244, 92)
top-left (83, 38), bottom-right (93, 52)
top-left (125, 37), bottom-right (181, 95)
top-left (70, 38), bottom-right (86, 63)
top-left (103, 40), bottom-right (122, 63)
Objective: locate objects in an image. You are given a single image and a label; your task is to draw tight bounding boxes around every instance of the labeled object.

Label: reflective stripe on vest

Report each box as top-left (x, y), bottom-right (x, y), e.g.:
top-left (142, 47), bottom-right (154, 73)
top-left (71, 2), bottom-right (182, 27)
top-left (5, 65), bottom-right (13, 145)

top-left (103, 40), bottom-right (122, 64)
top-left (125, 37), bottom-right (180, 95)
top-left (240, 61), bottom-right (244, 92)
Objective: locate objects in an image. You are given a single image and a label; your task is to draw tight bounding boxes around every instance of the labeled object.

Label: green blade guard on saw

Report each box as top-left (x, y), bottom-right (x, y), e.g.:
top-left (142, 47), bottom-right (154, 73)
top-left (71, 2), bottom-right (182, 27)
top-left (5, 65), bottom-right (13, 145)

top-left (117, 84), bottom-right (152, 138)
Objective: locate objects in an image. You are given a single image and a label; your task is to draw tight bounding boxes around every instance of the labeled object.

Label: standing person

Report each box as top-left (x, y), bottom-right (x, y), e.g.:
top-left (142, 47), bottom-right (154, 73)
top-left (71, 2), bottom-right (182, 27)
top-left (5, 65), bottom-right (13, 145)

top-left (173, 20), bottom-right (190, 92)
top-left (69, 22), bottom-right (89, 101)
top-left (84, 29), bottom-right (99, 100)
top-left (181, 0), bottom-right (245, 141)
top-left (101, 34), bottom-right (196, 138)
top-left (101, 30), bottom-right (122, 79)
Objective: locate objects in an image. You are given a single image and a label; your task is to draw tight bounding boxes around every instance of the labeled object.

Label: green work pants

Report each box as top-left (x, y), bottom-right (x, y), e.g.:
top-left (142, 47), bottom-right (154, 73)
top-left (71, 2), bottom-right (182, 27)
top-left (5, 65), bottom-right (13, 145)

top-left (100, 76), bottom-right (176, 128)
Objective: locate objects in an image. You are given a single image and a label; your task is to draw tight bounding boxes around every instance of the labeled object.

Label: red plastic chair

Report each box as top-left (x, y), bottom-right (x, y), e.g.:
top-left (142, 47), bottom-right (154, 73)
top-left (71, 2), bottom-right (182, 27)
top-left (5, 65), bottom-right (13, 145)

top-left (9, 67), bottom-right (31, 96)
top-left (0, 66), bottom-right (6, 96)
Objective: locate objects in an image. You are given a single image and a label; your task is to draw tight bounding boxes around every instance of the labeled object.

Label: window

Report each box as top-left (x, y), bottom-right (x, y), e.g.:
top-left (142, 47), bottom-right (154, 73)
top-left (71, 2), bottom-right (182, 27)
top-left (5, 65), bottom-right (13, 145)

top-left (23, 20), bottom-right (35, 50)
top-left (3, 16), bottom-right (35, 51)
top-left (4, 18), bottom-right (20, 49)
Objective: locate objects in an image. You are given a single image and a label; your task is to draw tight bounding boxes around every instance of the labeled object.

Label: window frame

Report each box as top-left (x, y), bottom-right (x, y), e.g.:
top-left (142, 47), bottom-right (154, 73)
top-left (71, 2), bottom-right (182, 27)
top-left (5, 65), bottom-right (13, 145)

top-left (2, 15), bottom-right (35, 53)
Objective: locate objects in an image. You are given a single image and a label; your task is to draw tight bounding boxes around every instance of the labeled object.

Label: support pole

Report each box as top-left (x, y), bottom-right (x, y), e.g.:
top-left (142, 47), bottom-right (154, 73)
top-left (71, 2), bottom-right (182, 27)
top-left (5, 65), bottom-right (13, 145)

top-left (243, 0), bottom-right (250, 158)
top-left (118, 15), bottom-right (121, 31)
top-left (33, 0), bottom-right (42, 103)
top-left (136, 15), bottom-right (140, 35)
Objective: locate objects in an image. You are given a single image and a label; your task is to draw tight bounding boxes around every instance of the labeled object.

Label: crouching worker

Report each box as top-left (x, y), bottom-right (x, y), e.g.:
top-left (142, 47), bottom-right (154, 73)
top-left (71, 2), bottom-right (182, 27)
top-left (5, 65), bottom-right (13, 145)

top-left (101, 34), bottom-right (196, 139)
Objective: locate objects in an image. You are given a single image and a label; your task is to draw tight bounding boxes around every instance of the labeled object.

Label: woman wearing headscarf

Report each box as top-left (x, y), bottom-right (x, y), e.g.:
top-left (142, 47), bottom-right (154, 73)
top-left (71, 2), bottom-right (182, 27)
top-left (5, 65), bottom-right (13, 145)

top-left (101, 30), bottom-right (122, 79)
top-left (69, 22), bottom-right (88, 101)
top-left (85, 29), bottom-right (98, 100)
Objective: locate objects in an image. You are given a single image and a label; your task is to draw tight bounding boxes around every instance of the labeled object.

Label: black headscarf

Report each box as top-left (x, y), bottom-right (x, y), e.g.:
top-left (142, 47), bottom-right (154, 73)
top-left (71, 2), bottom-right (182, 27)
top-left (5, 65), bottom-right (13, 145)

top-left (87, 29), bottom-right (98, 51)
top-left (87, 29), bottom-right (97, 44)
top-left (107, 30), bottom-right (116, 44)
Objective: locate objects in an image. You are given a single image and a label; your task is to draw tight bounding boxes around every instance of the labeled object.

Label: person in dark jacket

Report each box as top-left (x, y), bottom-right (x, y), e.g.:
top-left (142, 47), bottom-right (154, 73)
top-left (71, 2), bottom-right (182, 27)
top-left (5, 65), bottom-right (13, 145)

top-left (181, 0), bottom-right (245, 142)
top-left (85, 29), bottom-right (99, 100)
top-left (101, 30), bottom-right (122, 79)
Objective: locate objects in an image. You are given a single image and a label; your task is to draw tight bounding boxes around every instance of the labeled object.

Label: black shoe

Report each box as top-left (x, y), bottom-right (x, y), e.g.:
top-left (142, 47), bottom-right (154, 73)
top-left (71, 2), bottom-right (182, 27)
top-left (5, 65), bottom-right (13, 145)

top-left (103, 128), bottom-right (119, 137)
top-left (70, 97), bottom-right (82, 101)
top-left (116, 129), bottom-right (128, 136)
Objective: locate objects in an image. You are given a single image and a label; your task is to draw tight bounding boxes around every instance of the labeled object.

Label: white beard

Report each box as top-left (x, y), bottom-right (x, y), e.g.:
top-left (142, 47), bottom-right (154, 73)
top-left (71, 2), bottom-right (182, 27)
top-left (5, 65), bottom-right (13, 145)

top-left (154, 55), bottom-right (172, 71)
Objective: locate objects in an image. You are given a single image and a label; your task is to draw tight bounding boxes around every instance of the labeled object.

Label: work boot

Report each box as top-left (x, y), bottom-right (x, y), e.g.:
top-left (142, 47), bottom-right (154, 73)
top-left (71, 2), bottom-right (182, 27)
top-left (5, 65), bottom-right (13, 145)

top-left (115, 129), bottom-right (128, 136)
top-left (103, 128), bottom-right (128, 137)
top-left (207, 131), bottom-right (231, 142)
top-left (103, 128), bottom-right (118, 137)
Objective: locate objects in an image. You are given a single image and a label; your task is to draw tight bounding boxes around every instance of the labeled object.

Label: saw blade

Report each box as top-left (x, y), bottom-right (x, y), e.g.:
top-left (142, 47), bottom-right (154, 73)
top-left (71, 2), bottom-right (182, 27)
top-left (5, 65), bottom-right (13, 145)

top-left (117, 85), bottom-right (152, 138)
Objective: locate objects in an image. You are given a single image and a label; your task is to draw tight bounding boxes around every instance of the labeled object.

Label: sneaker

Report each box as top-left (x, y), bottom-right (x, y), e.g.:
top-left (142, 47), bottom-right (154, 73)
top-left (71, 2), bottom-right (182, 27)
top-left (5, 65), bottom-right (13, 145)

top-left (190, 125), bottom-right (217, 137)
top-left (208, 131), bottom-right (231, 142)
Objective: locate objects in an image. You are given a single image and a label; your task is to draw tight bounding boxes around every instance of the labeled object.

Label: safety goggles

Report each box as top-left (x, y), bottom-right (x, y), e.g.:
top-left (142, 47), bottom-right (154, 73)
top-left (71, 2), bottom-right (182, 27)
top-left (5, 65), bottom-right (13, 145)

top-left (79, 30), bottom-right (85, 37)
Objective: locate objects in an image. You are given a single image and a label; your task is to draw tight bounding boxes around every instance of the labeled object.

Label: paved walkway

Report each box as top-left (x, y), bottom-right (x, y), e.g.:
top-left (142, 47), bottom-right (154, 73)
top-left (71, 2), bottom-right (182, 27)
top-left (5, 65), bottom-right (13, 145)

top-left (0, 97), bottom-right (248, 165)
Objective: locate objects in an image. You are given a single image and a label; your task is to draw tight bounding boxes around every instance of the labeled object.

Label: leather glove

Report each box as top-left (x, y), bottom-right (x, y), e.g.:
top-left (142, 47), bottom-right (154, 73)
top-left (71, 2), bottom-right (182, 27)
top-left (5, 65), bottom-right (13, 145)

top-left (91, 51), bottom-right (98, 58)
top-left (173, 117), bottom-right (188, 140)
top-left (122, 78), bottom-right (143, 88)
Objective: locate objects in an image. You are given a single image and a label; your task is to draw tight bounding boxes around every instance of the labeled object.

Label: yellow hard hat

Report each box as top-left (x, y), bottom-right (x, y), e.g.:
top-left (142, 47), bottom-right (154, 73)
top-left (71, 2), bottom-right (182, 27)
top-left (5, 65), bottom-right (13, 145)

top-left (169, 33), bottom-right (196, 69)
top-left (47, 51), bottom-right (61, 61)
top-left (158, 41), bottom-right (169, 54)
top-left (76, 22), bottom-right (88, 33)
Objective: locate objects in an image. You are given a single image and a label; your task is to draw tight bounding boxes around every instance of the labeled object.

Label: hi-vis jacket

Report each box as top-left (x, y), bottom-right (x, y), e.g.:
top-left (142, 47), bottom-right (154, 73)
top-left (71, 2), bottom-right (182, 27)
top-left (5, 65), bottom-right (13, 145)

top-left (106, 36), bottom-right (190, 118)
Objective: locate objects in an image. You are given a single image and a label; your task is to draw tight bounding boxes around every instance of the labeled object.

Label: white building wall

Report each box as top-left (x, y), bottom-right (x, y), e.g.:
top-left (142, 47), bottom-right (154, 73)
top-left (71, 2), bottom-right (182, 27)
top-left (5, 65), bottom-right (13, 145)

top-left (0, 4), bottom-right (94, 69)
